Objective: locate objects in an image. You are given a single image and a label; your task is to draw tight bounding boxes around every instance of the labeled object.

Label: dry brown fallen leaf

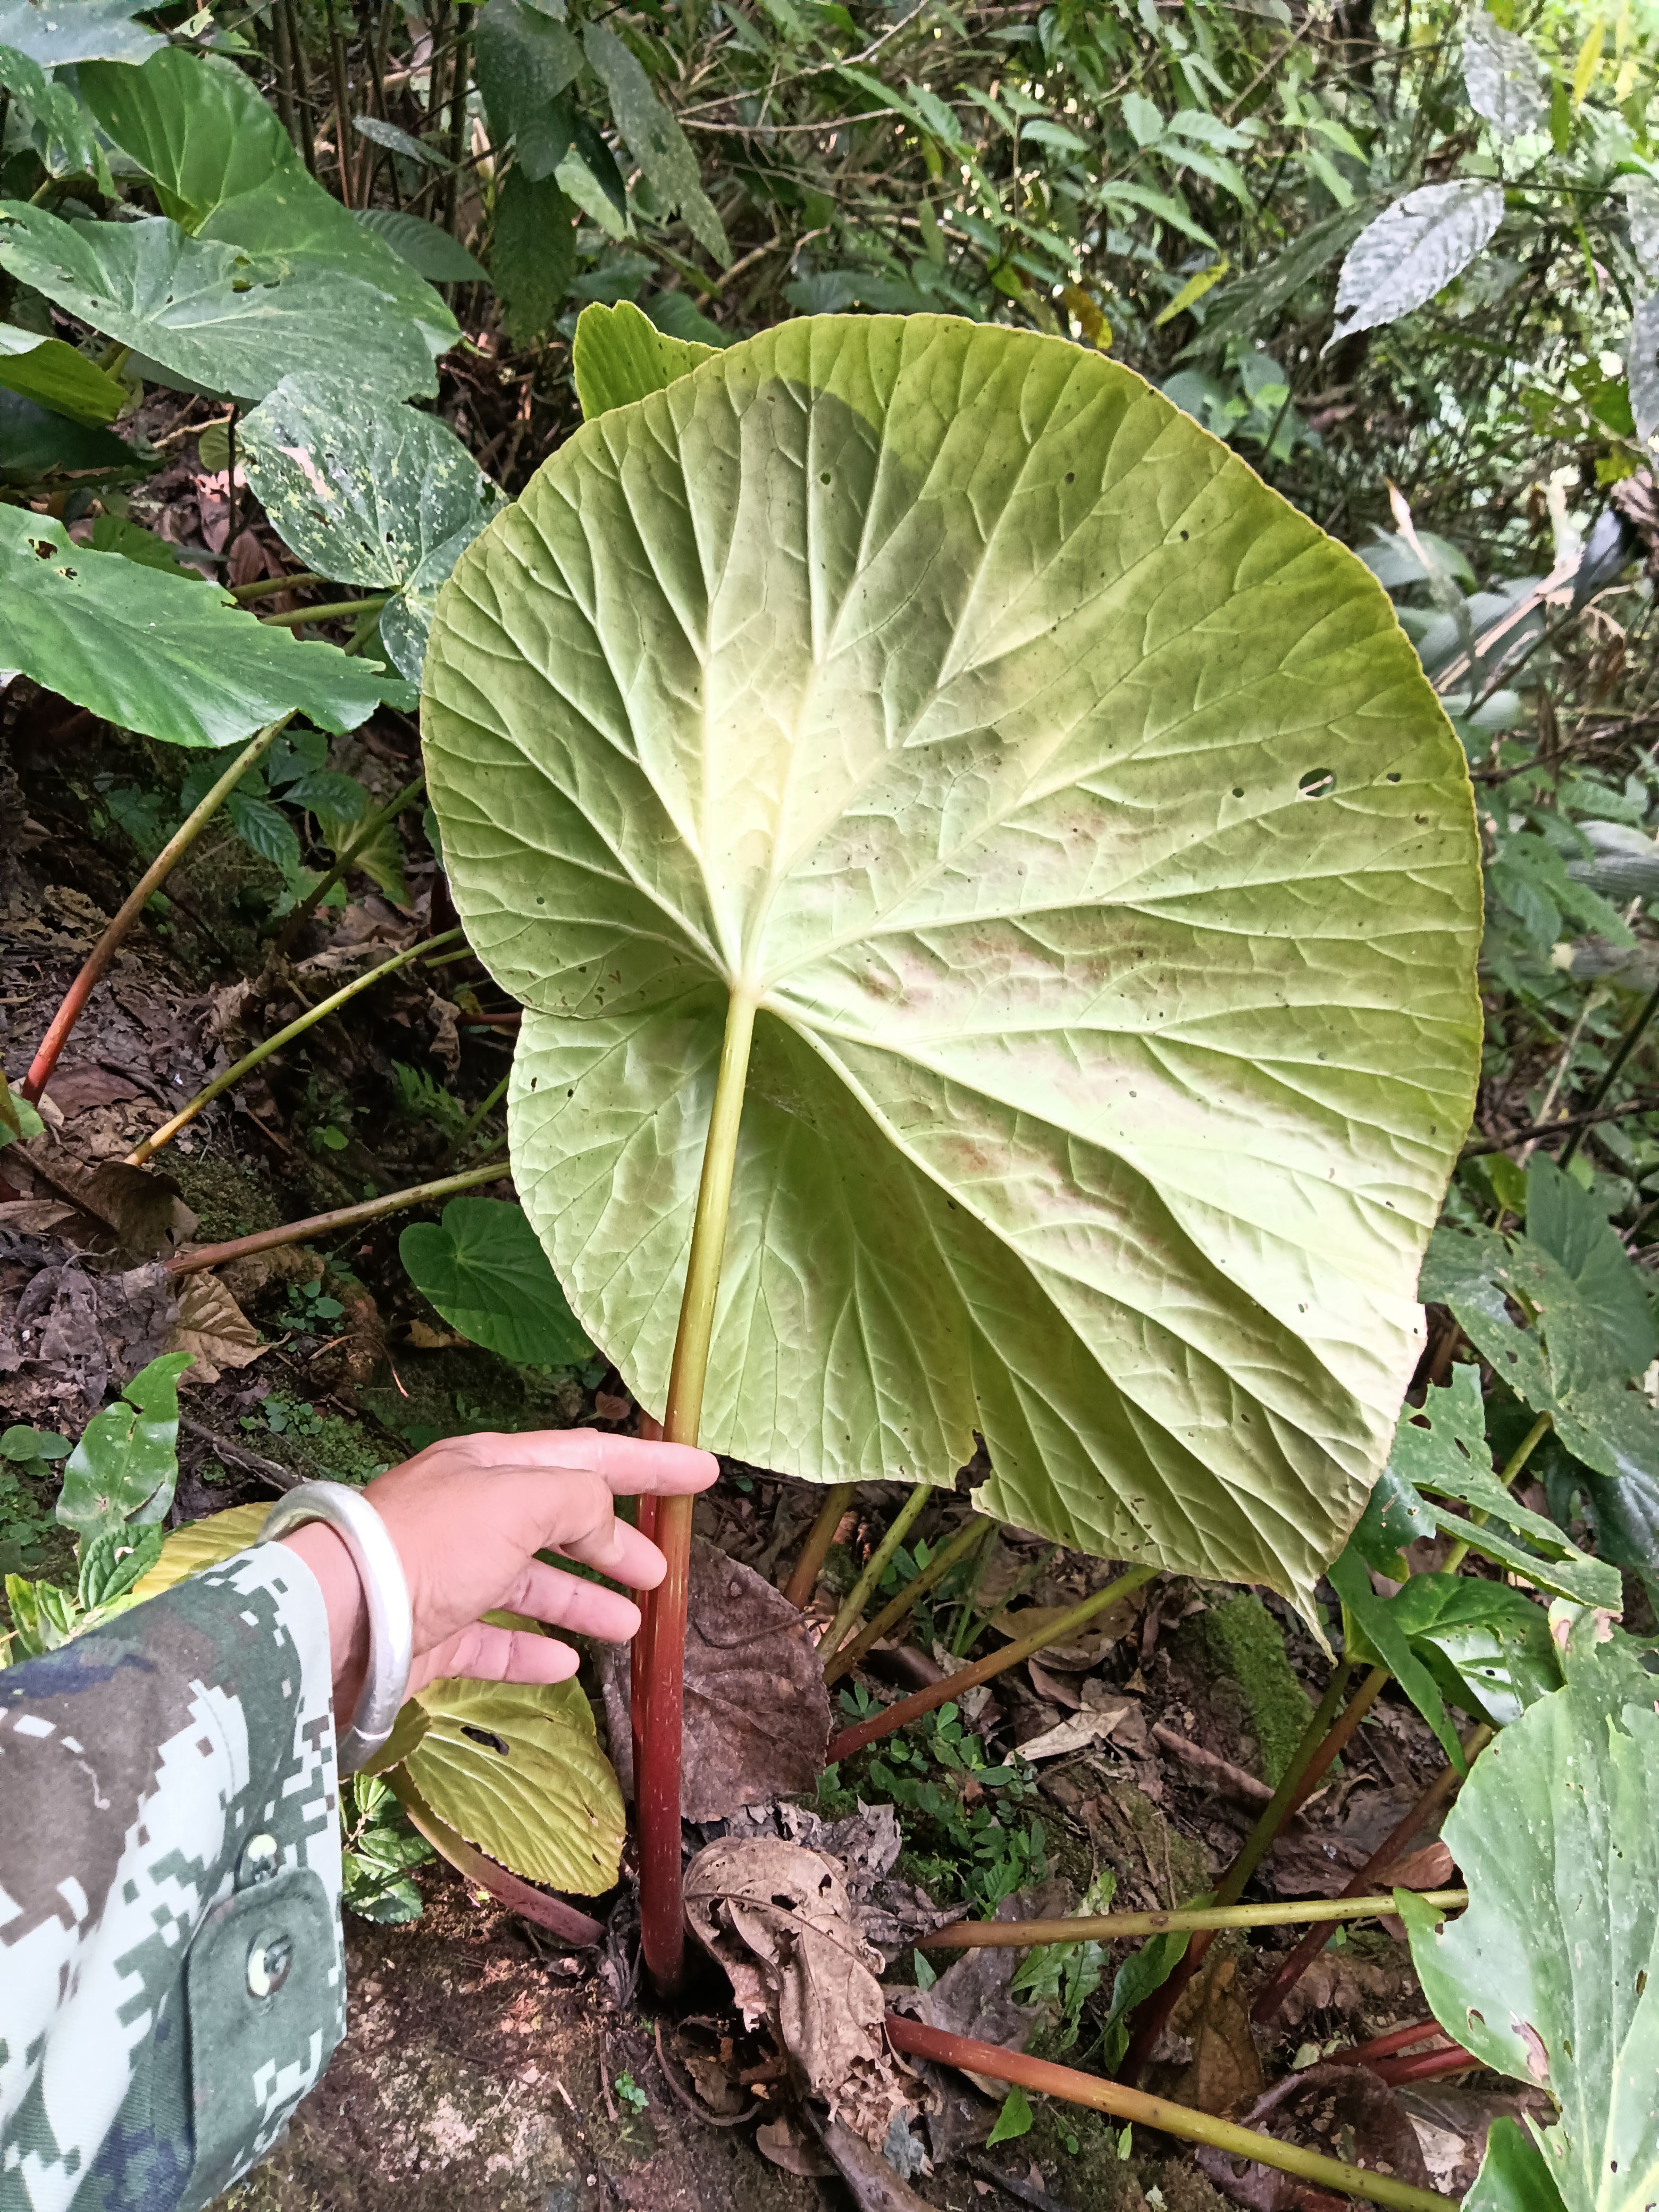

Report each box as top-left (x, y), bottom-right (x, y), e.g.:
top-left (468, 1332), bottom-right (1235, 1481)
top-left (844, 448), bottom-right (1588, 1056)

top-left (1198, 2062), bottom-right (1431, 2211)
top-left (166, 1271), bottom-right (265, 1387)
top-left (599, 1538), bottom-right (831, 1819)
top-left (684, 1836), bottom-right (920, 2151)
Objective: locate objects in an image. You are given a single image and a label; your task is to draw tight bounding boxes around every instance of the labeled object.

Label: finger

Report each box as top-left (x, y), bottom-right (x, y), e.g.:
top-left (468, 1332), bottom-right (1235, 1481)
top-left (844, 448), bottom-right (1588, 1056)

top-left (554, 1519), bottom-right (670, 1588)
top-left (509, 1559), bottom-right (642, 1641)
top-left (424, 1429), bottom-right (717, 1495)
top-left (417, 1622), bottom-right (582, 1690)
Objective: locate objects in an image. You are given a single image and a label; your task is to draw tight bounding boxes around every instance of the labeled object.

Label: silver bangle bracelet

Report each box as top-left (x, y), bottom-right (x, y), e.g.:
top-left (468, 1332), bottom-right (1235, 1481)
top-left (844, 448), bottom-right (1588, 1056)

top-left (261, 1481), bottom-right (414, 1774)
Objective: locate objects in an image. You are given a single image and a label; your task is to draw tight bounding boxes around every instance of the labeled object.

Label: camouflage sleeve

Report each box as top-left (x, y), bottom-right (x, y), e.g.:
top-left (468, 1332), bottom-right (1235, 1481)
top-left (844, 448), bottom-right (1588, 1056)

top-left (0, 1543), bottom-right (344, 2212)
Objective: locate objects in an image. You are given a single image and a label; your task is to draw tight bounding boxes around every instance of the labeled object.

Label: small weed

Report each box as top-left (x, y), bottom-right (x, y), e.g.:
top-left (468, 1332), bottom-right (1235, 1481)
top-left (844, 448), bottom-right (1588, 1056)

top-left (244, 1394), bottom-right (325, 1439)
top-left (278, 1280), bottom-right (345, 1334)
top-left (340, 1773), bottom-right (433, 1924)
top-left (858, 1701), bottom-right (1047, 1914)
top-left (614, 2073), bottom-right (648, 2116)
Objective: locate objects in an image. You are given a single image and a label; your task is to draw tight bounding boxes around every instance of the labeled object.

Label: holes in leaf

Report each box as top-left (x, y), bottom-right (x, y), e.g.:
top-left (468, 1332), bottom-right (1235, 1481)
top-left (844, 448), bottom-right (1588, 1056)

top-left (1386, 771), bottom-right (1402, 784)
top-left (1231, 786), bottom-right (1244, 799)
top-left (1298, 768), bottom-right (1336, 800)
top-left (462, 1725), bottom-right (509, 1755)
top-left (820, 471), bottom-right (832, 484)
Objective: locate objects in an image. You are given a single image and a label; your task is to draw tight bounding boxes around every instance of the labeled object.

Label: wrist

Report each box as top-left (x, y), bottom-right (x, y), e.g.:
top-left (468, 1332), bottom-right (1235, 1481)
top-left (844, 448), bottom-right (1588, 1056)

top-left (281, 1521), bottom-right (371, 1716)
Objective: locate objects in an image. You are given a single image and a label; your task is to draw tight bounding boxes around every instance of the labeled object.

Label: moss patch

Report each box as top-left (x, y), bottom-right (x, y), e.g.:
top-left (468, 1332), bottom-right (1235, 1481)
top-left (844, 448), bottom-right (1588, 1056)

top-left (1198, 1593), bottom-right (1313, 1786)
top-left (166, 1152), bottom-right (283, 1243)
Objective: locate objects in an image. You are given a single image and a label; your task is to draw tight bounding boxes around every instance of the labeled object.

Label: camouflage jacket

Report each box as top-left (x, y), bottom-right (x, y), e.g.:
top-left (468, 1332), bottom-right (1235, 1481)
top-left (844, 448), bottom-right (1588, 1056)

top-left (0, 1547), bottom-right (344, 2212)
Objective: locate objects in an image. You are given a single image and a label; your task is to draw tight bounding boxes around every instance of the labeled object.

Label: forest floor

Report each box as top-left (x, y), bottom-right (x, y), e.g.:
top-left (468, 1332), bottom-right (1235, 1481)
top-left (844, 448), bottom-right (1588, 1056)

top-left (2, 532), bottom-right (1544, 2211)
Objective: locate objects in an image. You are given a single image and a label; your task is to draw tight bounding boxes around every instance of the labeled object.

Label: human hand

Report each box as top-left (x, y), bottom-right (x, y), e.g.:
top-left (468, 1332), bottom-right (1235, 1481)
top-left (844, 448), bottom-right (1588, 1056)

top-left (279, 1428), bottom-right (715, 1705)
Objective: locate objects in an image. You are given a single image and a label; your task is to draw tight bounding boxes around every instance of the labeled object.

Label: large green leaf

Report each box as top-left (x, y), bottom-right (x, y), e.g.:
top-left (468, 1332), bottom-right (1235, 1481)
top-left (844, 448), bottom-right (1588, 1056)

top-left (1378, 1571), bottom-right (1562, 1727)
top-left (56, 1353), bottom-right (193, 1539)
top-left (1401, 1620), bottom-right (1659, 2212)
top-left (239, 374), bottom-right (507, 685)
top-left (0, 39), bottom-right (104, 178)
top-left (491, 168), bottom-right (577, 348)
top-left (400, 1197), bottom-right (591, 1367)
top-left (1423, 1201), bottom-right (1659, 1579)
top-left (0, 387), bottom-right (142, 486)
top-left (572, 297), bottom-right (716, 420)
top-left (78, 50), bottom-right (455, 370)
top-left (397, 1674), bottom-right (625, 1895)
top-left (0, 0), bottom-right (160, 66)
top-left (0, 322), bottom-right (126, 424)
top-left (1377, 1365), bottom-right (1620, 1608)
top-left (423, 315), bottom-right (1482, 1606)
top-left (0, 505), bottom-right (413, 747)
top-left (0, 205), bottom-right (440, 404)
top-left (582, 22), bottom-right (728, 265)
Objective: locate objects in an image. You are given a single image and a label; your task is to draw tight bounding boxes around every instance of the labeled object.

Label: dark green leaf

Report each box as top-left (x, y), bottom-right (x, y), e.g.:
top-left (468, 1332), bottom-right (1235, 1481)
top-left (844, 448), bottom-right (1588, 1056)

top-left (1383, 1365), bottom-right (1620, 1608)
top-left (1347, 1464), bottom-right (1438, 1574)
top-left (87, 514), bottom-right (198, 578)
top-left (475, 0), bottom-right (584, 182)
top-left (572, 297), bottom-right (716, 418)
top-left (582, 21), bottom-right (730, 265)
top-left (227, 788), bottom-right (303, 874)
top-left (0, 387), bottom-right (144, 488)
top-left (0, 506), bottom-right (413, 747)
top-left (56, 1352), bottom-right (193, 1539)
top-left (1378, 1572), bottom-right (1562, 1726)
top-left (76, 1521), bottom-right (164, 1611)
top-left (400, 1198), bottom-right (592, 1367)
top-left (352, 115), bottom-right (455, 171)
top-left (239, 373), bottom-right (506, 684)
top-left (491, 169), bottom-right (579, 347)
top-left (1, 1423), bottom-right (70, 1464)
top-left (0, 39), bottom-right (102, 175)
top-left (1464, 2118), bottom-right (1569, 2212)
top-left (352, 206), bottom-right (489, 285)
top-left (1329, 1543), bottom-right (1463, 1767)
top-left (0, 321), bottom-right (127, 425)
top-left (1524, 1155), bottom-right (1656, 1380)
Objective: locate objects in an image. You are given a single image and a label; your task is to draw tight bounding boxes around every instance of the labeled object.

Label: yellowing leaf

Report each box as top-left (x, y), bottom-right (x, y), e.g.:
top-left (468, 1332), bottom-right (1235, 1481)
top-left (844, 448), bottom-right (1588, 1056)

top-left (131, 1501), bottom-right (270, 1600)
top-left (1571, 19), bottom-right (1605, 105)
top-left (399, 1674), bottom-right (623, 1895)
top-left (1153, 258), bottom-right (1230, 327)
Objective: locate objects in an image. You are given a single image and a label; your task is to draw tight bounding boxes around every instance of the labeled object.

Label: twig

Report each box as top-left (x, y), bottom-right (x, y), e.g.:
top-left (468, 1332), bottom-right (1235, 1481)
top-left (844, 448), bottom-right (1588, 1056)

top-left (164, 1158), bottom-right (507, 1277)
top-left (781, 1480), bottom-right (857, 1607)
top-left (22, 718), bottom-right (291, 1103)
top-left (179, 1415), bottom-right (304, 1493)
top-left (885, 2017), bottom-right (1457, 2212)
top-left (825, 1565), bottom-right (1157, 1763)
top-left (919, 1892), bottom-right (1468, 1947)
top-left (125, 929), bottom-right (461, 1164)
top-left (1460, 1093), bottom-right (1659, 1157)
top-left (1151, 1724), bottom-right (1274, 1805)
top-left (819, 1480), bottom-right (931, 1660)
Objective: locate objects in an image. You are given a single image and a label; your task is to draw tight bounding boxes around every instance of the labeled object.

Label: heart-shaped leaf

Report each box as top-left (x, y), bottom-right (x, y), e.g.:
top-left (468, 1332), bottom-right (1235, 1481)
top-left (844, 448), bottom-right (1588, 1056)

top-left (1401, 1619), bottom-right (1659, 2212)
top-left (397, 1674), bottom-right (625, 1896)
top-left (0, 205), bottom-right (439, 404)
top-left (56, 1352), bottom-right (192, 1539)
top-left (400, 1197), bottom-right (592, 1367)
top-left (79, 49), bottom-right (455, 370)
top-left (239, 374), bottom-right (507, 684)
top-left (424, 313), bottom-right (1481, 1607)
top-left (0, 505), bottom-right (413, 747)
top-left (0, 0), bottom-right (160, 67)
